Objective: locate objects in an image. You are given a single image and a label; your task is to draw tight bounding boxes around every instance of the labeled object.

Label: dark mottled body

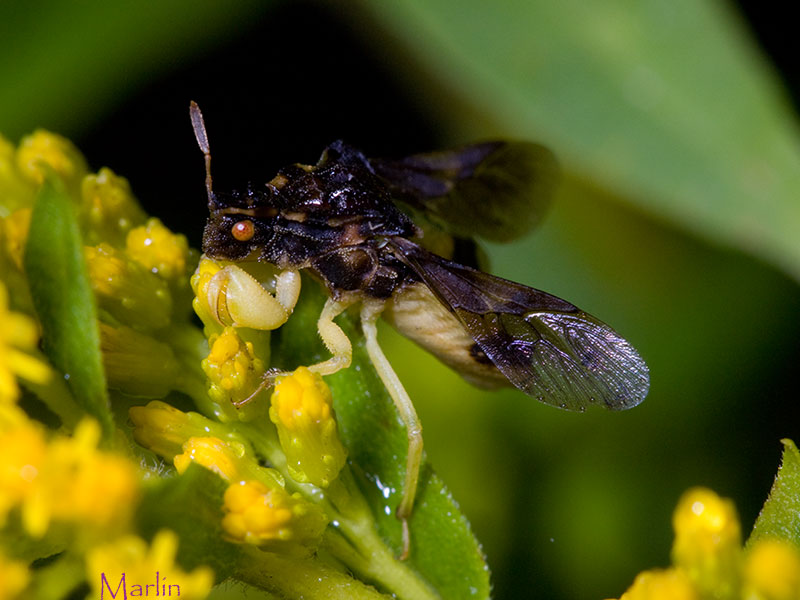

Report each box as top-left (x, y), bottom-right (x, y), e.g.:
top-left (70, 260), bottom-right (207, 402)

top-left (204, 141), bottom-right (421, 299)
top-left (202, 136), bottom-right (650, 411)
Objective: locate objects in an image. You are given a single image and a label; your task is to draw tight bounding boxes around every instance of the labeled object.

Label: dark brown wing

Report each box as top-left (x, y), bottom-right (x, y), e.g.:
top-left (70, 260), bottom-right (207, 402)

top-left (390, 238), bottom-right (649, 411)
top-left (371, 141), bottom-right (557, 243)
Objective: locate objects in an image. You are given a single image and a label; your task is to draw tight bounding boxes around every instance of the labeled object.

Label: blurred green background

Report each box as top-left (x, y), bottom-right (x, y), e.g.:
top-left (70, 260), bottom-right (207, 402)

top-left (3, 1), bottom-right (799, 598)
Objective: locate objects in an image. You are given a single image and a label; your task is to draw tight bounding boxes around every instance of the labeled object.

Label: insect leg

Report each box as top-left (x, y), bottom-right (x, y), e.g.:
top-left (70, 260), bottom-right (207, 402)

top-left (274, 268), bottom-right (301, 314)
top-left (307, 296), bottom-right (356, 376)
top-left (206, 265), bottom-right (300, 330)
top-left (361, 299), bottom-right (421, 560)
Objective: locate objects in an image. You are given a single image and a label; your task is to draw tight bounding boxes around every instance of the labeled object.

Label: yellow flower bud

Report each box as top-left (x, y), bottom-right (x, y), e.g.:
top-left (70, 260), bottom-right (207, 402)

top-left (129, 401), bottom-right (194, 460)
top-left (269, 367), bottom-right (347, 488)
top-left (743, 539), bottom-right (800, 600)
top-left (222, 480), bottom-right (327, 552)
top-left (80, 167), bottom-right (147, 247)
top-left (0, 418), bottom-right (47, 525)
top-left (126, 218), bottom-right (189, 281)
top-left (99, 322), bottom-right (182, 398)
top-left (0, 551), bottom-right (30, 599)
top-left (2, 207), bottom-right (31, 270)
top-left (1, 133), bottom-right (37, 215)
top-left (173, 436), bottom-right (245, 482)
top-left (672, 487), bottom-right (741, 596)
top-left (86, 244), bottom-right (172, 331)
top-left (619, 569), bottom-right (698, 600)
top-left (202, 327), bottom-right (267, 408)
top-left (0, 282), bottom-right (51, 404)
top-left (16, 130), bottom-right (88, 190)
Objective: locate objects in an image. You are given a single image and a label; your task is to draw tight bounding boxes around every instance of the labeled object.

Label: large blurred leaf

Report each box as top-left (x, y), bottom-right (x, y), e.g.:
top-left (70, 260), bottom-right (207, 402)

top-left (355, 0), bottom-right (800, 280)
top-left (0, 0), bottom-right (266, 138)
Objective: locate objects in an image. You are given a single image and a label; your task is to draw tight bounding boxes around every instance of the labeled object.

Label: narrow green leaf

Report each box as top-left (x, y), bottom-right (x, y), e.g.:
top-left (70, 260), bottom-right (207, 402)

top-left (24, 179), bottom-right (112, 436)
top-left (357, 0), bottom-right (800, 280)
top-left (748, 439), bottom-right (800, 548)
top-left (274, 280), bottom-right (491, 600)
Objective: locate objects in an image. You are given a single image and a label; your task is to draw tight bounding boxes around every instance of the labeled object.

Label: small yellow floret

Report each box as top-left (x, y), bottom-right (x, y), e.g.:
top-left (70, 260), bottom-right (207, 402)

top-left (129, 401), bottom-right (194, 460)
top-left (0, 134), bottom-right (36, 216)
top-left (222, 480), bottom-right (327, 551)
top-left (16, 130), bottom-right (88, 189)
top-left (743, 539), bottom-right (800, 600)
top-left (86, 530), bottom-right (214, 600)
top-left (126, 218), bottom-right (189, 280)
top-left (174, 436), bottom-right (242, 482)
top-left (269, 367), bottom-right (346, 488)
top-left (2, 208), bottom-right (31, 269)
top-left (80, 167), bottom-right (146, 246)
top-left (0, 418), bottom-right (47, 525)
top-left (618, 569), bottom-right (698, 600)
top-left (99, 323), bottom-right (182, 397)
top-left (0, 282), bottom-right (51, 404)
top-left (21, 419), bottom-right (140, 537)
top-left (202, 327), bottom-right (265, 406)
top-left (672, 487), bottom-right (741, 596)
top-left (0, 551), bottom-right (30, 600)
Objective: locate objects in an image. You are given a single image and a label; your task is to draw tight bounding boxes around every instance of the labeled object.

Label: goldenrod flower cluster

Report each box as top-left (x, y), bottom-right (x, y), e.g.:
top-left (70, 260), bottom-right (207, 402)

top-left (86, 530), bottom-right (213, 600)
top-left (1, 130), bottom-right (212, 599)
top-left (0, 415), bottom-right (138, 538)
top-left (131, 398), bottom-right (330, 555)
top-left (613, 487), bottom-right (800, 600)
top-left (2, 125), bottom-right (450, 600)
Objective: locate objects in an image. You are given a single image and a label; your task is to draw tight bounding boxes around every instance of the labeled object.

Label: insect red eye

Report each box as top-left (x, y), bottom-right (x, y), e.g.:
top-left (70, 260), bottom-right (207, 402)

top-left (231, 220), bottom-right (255, 241)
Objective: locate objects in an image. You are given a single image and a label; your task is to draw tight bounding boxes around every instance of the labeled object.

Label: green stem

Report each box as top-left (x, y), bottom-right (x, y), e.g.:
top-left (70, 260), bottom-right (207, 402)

top-left (322, 529), bottom-right (440, 600)
top-left (236, 548), bottom-right (391, 600)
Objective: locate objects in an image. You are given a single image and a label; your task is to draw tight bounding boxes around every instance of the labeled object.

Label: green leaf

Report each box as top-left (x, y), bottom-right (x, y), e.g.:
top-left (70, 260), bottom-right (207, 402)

top-left (274, 279), bottom-right (491, 600)
top-left (748, 439), bottom-right (800, 548)
top-left (357, 0), bottom-right (800, 280)
top-left (24, 179), bottom-right (112, 436)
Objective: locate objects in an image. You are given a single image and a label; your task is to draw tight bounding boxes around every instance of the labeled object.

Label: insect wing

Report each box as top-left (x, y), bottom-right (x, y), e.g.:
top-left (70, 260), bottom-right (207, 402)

top-left (392, 239), bottom-right (649, 411)
top-left (371, 141), bottom-right (558, 243)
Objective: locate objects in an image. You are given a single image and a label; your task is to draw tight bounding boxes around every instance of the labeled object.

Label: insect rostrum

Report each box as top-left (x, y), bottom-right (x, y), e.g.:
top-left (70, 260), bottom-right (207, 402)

top-left (191, 101), bottom-right (649, 558)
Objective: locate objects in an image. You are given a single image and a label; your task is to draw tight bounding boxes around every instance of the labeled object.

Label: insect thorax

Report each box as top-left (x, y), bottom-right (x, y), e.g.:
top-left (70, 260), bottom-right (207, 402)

top-left (203, 141), bottom-right (421, 299)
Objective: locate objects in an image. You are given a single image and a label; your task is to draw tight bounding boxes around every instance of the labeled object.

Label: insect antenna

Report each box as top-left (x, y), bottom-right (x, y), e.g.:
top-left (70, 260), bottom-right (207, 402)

top-left (189, 101), bottom-right (215, 206)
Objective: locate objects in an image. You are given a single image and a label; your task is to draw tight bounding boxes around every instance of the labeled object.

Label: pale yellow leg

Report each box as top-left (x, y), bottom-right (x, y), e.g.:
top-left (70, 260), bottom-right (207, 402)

top-left (210, 266), bottom-right (300, 407)
top-left (307, 296), bottom-right (355, 376)
top-left (274, 269), bottom-right (301, 314)
top-left (360, 299), bottom-right (422, 560)
top-left (208, 265), bottom-right (300, 330)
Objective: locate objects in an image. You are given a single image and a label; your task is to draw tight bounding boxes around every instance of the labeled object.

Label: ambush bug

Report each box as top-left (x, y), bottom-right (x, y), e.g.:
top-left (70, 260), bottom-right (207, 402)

top-left (189, 102), bottom-right (649, 558)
